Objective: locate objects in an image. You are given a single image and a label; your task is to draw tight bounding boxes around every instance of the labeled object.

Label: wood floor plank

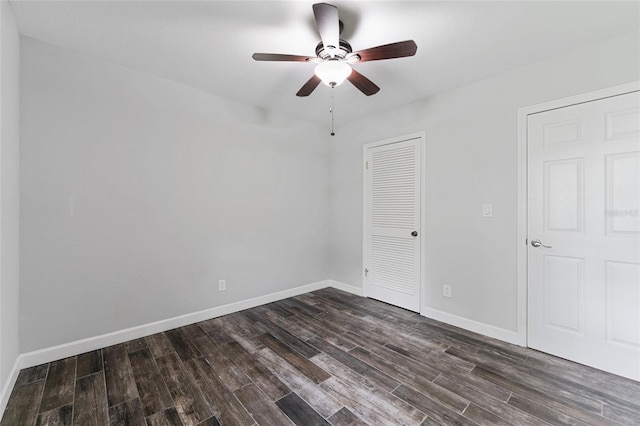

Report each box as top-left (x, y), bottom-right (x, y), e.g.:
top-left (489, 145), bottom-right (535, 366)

top-left (462, 403), bottom-right (513, 426)
top-left (287, 311), bottom-right (359, 351)
top-left (197, 319), bottom-right (234, 345)
top-left (431, 368), bottom-right (512, 403)
top-left (108, 398), bottom-right (146, 426)
top-left (507, 393), bottom-right (596, 426)
top-left (526, 349), bottom-right (640, 405)
top-left (73, 372), bottom-right (109, 426)
top-left (128, 348), bottom-right (173, 416)
top-left (305, 294), bottom-right (368, 319)
top-left (308, 337), bottom-right (399, 391)
top-left (255, 309), bottom-right (317, 342)
top-left (257, 347), bottom-right (342, 418)
top-left (216, 312), bottom-right (263, 337)
top-left (124, 338), bottom-right (148, 354)
top-left (192, 335), bottom-right (252, 392)
top-left (165, 328), bottom-right (202, 361)
top-left (259, 318), bottom-right (320, 358)
top-left (259, 333), bottom-right (331, 385)
top-left (277, 297), bottom-right (323, 316)
top-left (345, 331), bottom-right (445, 380)
top-left (237, 307), bottom-right (266, 323)
top-left (349, 348), bottom-right (468, 413)
top-left (420, 417), bottom-right (443, 426)
top-left (39, 356), bottom-right (76, 413)
top-left (384, 340), bottom-right (474, 374)
top-left (156, 352), bottom-right (214, 425)
top-left (392, 384), bottom-right (475, 426)
top-left (103, 344), bottom-right (138, 407)
top-left (262, 301), bottom-right (296, 318)
top-left (416, 316), bottom-right (522, 356)
top-left (470, 364), bottom-right (604, 416)
top-left (35, 404), bottom-right (73, 426)
top-left (432, 373), bottom-right (547, 425)
top-left (0, 381), bottom-right (45, 426)
top-left (146, 332), bottom-right (177, 358)
top-left (508, 392), bottom-right (619, 426)
top-left (15, 364), bottom-right (48, 386)
top-left (348, 346), bottom-right (439, 393)
top-left (183, 357), bottom-right (254, 425)
top-left (326, 407), bottom-right (368, 426)
top-left (180, 324), bottom-right (210, 343)
top-left (454, 344), bottom-right (637, 420)
top-left (76, 349), bottom-right (102, 378)
top-left (603, 398), bottom-right (640, 425)
top-left (195, 416), bottom-right (221, 426)
top-left (222, 340), bottom-right (291, 400)
top-left (320, 375), bottom-right (426, 425)
top-left (146, 407), bottom-right (185, 426)
top-left (313, 353), bottom-right (426, 425)
top-left (234, 384), bottom-right (295, 426)
top-left (315, 289), bottom-right (395, 321)
top-left (275, 392), bottom-right (329, 426)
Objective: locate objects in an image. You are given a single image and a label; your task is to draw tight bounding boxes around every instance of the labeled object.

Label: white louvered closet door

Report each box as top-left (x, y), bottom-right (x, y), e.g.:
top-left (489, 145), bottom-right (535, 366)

top-left (364, 135), bottom-right (422, 312)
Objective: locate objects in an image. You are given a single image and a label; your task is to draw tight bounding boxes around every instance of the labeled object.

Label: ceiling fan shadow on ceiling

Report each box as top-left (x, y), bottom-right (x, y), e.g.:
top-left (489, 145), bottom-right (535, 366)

top-left (252, 3), bottom-right (417, 97)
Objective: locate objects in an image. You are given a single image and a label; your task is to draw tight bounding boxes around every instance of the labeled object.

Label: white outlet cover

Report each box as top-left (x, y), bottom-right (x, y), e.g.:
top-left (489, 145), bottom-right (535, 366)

top-left (443, 285), bottom-right (452, 298)
top-left (482, 204), bottom-right (493, 217)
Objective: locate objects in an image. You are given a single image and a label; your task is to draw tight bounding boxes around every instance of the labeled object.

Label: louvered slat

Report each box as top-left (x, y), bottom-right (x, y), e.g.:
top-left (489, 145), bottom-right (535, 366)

top-left (371, 145), bottom-right (416, 229)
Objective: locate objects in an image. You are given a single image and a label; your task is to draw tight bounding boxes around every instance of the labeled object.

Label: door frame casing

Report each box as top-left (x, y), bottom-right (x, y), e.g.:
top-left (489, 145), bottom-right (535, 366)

top-left (516, 81), bottom-right (640, 347)
top-left (362, 131), bottom-right (426, 314)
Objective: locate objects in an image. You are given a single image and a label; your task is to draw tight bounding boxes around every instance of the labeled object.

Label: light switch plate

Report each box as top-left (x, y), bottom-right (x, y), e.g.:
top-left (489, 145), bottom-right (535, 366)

top-left (482, 204), bottom-right (493, 217)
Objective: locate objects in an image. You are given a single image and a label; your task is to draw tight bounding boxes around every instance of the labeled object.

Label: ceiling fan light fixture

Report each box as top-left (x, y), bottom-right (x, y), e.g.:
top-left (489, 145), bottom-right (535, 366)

top-left (314, 60), bottom-right (352, 87)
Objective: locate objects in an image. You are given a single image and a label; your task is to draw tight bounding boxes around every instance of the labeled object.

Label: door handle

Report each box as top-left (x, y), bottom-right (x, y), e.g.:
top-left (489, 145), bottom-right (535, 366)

top-left (531, 239), bottom-right (552, 248)
top-left (411, 231), bottom-right (418, 237)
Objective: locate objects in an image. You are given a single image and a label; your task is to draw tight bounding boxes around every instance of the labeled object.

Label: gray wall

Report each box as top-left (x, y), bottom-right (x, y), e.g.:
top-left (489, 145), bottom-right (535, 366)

top-left (19, 38), bottom-right (330, 352)
top-left (329, 30), bottom-right (640, 334)
top-left (16, 28), bottom-right (640, 354)
top-left (0, 0), bottom-right (20, 389)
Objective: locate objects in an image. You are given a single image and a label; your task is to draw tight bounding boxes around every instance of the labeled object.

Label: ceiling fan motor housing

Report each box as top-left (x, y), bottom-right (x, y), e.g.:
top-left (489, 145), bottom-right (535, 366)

top-left (315, 39), bottom-right (354, 61)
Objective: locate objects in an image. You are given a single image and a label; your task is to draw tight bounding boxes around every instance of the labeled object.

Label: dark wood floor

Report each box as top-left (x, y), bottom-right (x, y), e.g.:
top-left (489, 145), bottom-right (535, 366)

top-left (2, 288), bottom-right (639, 425)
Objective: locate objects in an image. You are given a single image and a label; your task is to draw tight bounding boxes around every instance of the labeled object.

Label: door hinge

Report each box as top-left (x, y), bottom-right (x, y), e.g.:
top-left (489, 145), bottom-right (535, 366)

top-left (364, 268), bottom-right (369, 277)
top-left (365, 161), bottom-right (368, 170)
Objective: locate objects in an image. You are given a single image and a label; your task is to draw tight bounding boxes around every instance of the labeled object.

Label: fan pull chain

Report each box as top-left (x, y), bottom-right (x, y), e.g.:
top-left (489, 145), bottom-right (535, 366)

top-left (330, 94), bottom-right (336, 136)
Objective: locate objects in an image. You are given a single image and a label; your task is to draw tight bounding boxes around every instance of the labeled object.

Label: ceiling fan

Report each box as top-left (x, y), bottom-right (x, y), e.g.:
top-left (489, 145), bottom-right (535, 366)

top-left (252, 3), bottom-right (417, 97)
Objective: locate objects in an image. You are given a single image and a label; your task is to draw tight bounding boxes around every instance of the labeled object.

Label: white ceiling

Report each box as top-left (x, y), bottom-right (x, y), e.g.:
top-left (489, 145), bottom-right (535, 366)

top-left (10, 1), bottom-right (640, 127)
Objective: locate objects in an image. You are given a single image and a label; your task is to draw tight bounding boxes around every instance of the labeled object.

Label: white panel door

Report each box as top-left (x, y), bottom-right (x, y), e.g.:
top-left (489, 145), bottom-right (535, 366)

top-left (363, 135), bottom-right (422, 312)
top-left (528, 91), bottom-right (640, 380)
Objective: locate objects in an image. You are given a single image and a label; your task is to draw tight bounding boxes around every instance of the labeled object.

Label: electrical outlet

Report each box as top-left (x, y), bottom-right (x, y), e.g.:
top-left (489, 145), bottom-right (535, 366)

top-left (218, 279), bottom-right (226, 292)
top-left (443, 285), bottom-right (452, 298)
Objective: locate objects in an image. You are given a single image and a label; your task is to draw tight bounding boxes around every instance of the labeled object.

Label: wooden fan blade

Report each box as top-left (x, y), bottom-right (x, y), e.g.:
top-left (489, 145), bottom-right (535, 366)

top-left (252, 53), bottom-right (312, 62)
top-left (296, 75), bottom-right (322, 97)
top-left (355, 40), bottom-right (417, 62)
top-left (313, 3), bottom-right (339, 51)
top-left (347, 69), bottom-right (380, 96)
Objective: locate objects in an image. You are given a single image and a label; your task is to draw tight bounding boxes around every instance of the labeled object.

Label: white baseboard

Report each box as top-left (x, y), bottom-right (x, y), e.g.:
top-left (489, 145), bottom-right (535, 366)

top-left (2, 278), bottom-right (371, 414)
top-left (328, 280), bottom-right (363, 296)
top-left (20, 279), bottom-right (333, 369)
top-left (0, 355), bottom-right (23, 416)
top-left (422, 307), bottom-right (521, 346)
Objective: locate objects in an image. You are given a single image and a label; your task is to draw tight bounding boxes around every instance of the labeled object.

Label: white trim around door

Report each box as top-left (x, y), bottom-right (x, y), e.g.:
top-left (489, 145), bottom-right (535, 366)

top-left (516, 81), bottom-right (640, 347)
